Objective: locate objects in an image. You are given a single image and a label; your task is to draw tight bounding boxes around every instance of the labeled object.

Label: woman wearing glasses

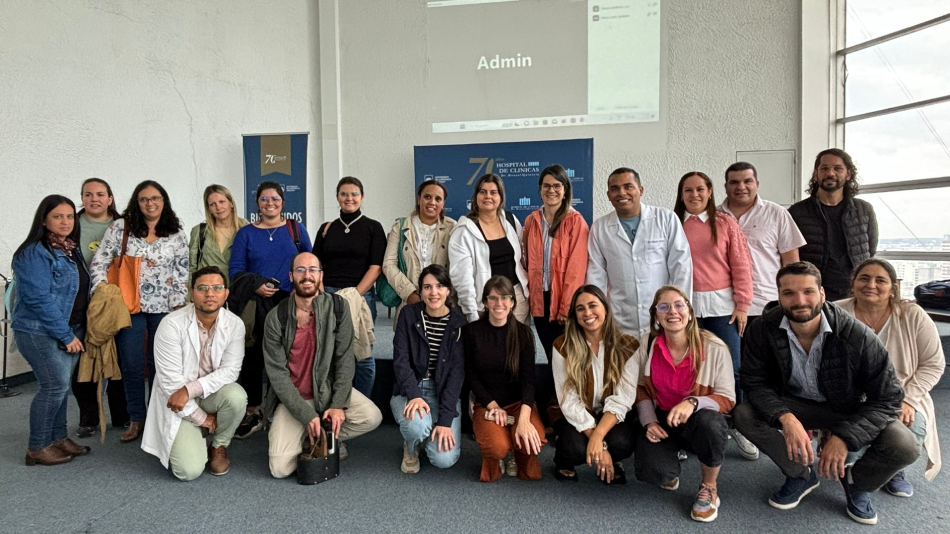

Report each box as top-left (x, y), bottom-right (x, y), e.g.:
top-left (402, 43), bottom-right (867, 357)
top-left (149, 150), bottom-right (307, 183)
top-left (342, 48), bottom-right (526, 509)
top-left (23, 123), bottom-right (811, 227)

top-left (312, 177), bottom-right (387, 398)
top-left (465, 276), bottom-right (545, 482)
top-left (229, 180), bottom-right (311, 439)
top-left (90, 181), bottom-right (190, 442)
top-left (633, 286), bottom-right (735, 522)
top-left (522, 164), bottom-right (589, 423)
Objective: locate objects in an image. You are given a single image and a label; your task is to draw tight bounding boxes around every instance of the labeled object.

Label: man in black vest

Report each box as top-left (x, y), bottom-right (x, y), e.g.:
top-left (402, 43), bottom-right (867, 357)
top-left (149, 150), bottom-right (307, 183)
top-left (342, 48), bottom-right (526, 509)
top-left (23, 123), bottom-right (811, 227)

top-left (734, 262), bottom-right (917, 525)
top-left (788, 149), bottom-right (878, 301)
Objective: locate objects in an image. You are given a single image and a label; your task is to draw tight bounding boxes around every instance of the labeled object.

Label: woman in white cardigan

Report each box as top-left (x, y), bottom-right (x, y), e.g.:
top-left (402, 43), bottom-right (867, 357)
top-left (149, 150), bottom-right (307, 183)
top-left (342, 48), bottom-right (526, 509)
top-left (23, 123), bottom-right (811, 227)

top-left (836, 258), bottom-right (944, 495)
top-left (448, 173), bottom-right (529, 324)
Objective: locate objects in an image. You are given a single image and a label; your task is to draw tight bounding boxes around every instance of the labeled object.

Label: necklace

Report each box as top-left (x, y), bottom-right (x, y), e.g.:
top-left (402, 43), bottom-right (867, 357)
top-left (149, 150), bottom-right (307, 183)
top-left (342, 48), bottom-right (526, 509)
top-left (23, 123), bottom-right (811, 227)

top-left (340, 214), bottom-right (364, 234)
top-left (856, 305), bottom-right (889, 332)
top-left (266, 227), bottom-right (280, 242)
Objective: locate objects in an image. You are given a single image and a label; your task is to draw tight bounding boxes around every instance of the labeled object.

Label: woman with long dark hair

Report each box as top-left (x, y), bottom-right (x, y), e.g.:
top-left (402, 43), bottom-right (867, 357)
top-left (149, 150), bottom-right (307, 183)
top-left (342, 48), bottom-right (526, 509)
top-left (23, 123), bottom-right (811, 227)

top-left (837, 259), bottom-right (944, 494)
top-left (522, 164), bottom-right (589, 423)
top-left (72, 178), bottom-right (128, 438)
top-left (14, 195), bottom-right (92, 465)
top-left (90, 180), bottom-right (189, 442)
top-left (313, 177), bottom-right (387, 397)
top-left (382, 179), bottom-right (457, 324)
top-left (390, 264), bottom-right (466, 473)
top-left (229, 180), bottom-right (311, 438)
top-left (449, 174), bottom-right (529, 324)
top-left (464, 275), bottom-right (544, 482)
top-left (551, 285), bottom-right (639, 484)
top-left (634, 286), bottom-right (735, 522)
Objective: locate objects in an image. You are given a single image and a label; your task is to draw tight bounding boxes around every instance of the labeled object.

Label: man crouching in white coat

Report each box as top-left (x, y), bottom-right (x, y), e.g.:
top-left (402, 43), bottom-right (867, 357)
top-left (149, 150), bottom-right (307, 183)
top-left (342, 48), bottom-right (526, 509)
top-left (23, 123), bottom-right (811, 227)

top-left (142, 265), bottom-right (247, 481)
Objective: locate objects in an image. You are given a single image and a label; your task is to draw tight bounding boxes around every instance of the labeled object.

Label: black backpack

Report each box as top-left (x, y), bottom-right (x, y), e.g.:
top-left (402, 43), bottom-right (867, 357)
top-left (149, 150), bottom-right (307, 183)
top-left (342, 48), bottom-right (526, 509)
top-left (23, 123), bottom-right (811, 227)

top-left (277, 292), bottom-right (346, 333)
top-left (914, 280), bottom-right (950, 309)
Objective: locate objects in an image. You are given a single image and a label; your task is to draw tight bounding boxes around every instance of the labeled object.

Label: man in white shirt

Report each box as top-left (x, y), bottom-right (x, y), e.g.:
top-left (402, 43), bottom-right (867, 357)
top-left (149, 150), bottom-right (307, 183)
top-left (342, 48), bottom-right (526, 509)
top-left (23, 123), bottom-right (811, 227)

top-left (142, 266), bottom-right (247, 481)
top-left (719, 162), bottom-right (806, 322)
top-left (587, 167), bottom-right (693, 336)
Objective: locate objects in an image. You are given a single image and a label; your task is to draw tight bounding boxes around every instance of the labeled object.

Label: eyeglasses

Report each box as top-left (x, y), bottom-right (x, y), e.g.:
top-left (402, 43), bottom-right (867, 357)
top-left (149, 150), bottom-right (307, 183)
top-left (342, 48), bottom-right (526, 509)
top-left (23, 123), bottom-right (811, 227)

top-left (486, 295), bottom-right (513, 304)
top-left (195, 284), bottom-right (226, 293)
top-left (541, 183), bottom-right (564, 191)
top-left (656, 301), bottom-right (688, 314)
top-left (138, 196), bottom-right (163, 205)
top-left (259, 196), bottom-right (282, 203)
top-left (294, 267), bottom-right (323, 275)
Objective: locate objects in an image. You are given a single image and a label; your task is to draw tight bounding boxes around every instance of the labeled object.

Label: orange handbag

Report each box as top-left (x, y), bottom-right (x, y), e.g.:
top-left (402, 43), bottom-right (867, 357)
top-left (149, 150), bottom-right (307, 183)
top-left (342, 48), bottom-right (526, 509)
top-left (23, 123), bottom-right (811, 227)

top-left (106, 223), bottom-right (142, 314)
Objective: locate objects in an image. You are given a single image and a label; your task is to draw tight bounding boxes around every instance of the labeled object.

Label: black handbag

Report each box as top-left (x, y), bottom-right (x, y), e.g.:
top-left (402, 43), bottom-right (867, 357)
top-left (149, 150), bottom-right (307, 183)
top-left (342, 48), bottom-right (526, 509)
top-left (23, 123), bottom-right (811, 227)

top-left (914, 279), bottom-right (950, 309)
top-left (296, 419), bottom-right (340, 485)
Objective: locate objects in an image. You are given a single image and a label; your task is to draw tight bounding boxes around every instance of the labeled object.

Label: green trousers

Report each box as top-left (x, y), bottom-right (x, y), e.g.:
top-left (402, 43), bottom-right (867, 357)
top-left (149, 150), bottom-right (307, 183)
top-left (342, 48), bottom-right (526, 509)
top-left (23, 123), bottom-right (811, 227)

top-left (169, 382), bottom-right (247, 481)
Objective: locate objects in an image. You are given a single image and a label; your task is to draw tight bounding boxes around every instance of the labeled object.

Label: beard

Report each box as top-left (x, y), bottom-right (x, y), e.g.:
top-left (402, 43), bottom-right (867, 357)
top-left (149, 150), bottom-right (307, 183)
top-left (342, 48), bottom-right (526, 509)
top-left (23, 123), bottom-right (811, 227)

top-left (782, 302), bottom-right (822, 323)
top-left (294, 279), bottom-right (318, 298)
top-left (194, 299), bottom-right (222, 315)
top-left (819, 178), bottom-right (845, 193)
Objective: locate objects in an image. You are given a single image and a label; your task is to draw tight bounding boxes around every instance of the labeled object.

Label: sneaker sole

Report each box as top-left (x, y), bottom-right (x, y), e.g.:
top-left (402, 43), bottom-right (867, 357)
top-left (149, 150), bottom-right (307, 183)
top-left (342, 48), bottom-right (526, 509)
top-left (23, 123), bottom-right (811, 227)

top-left (768, 481), bottom-right (819, 510)
top-left (234, 422), bottom-right (264, 440)
top-left (209, 468), bottom-right (229, 476)
top-left (846, 508), bottom-right (878, 525)
top-left (660, 478), bottom-right (680, 491)
top-left (400, 463), bottom-right (420, 474)
top-left (738, 449), bottom-right (760, 461)
top-left (691, 497), bottom-right (720, 523)
top-left (884, 487), bottom-right (912, 498)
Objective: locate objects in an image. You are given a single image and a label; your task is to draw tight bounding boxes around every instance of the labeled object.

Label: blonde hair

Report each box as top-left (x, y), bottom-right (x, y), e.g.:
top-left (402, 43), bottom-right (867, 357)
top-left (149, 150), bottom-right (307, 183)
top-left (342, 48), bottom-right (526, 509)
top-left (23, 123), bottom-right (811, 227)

top-left (648, 285), bottom-right (714, 392)
top-left (203, 184), bottom-right (241, 234)
top-left (561, 286), bottom-right (638, 405)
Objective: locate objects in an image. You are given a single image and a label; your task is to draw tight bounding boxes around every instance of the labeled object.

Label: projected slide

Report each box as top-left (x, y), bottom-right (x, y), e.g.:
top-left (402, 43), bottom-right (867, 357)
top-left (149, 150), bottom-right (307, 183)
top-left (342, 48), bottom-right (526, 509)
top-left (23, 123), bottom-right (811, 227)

top-left (426, 0), bottom-right (661, 133)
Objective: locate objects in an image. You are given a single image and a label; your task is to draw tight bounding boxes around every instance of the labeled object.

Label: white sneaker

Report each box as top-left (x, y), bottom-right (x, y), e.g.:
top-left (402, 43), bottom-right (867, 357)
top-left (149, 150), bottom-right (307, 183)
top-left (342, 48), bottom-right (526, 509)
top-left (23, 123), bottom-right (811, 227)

top-left (400, 441), bottom-right (420, 474)
top-left (731, 429), bottom-right (759, 460)
top-left (505, 455), bottom-right (517, 477)
top-left (677, 450), bottom-right (688, 461)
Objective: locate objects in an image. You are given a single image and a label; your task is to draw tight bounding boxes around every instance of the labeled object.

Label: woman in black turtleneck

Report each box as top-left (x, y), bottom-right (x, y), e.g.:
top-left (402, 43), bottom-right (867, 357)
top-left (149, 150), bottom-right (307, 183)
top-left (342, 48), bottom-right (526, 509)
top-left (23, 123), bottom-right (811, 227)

top-left (313, 176), bottom-right (387, 397)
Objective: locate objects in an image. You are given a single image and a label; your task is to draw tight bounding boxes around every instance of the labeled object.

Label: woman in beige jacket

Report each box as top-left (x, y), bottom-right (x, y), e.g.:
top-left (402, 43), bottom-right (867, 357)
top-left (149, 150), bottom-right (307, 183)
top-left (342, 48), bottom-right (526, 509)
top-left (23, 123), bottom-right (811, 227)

top-left (836, 258), bottom-right (944, 494)
top-left (382, 180), bottom-right (456, 325)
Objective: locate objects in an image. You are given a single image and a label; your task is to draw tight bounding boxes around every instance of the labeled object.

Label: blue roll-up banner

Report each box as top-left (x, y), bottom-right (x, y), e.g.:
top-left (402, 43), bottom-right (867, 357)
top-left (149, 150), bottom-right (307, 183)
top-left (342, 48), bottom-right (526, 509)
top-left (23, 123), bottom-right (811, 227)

top-left (243, 133), bottom-right (308, 225)
top-left (413, 139), bottom-right (594, 226)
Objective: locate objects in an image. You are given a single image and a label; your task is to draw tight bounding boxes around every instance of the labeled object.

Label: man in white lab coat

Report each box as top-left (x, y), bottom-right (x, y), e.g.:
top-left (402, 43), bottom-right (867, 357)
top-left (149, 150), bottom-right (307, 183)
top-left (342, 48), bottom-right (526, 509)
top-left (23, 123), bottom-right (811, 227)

top-left (141, 266), bottom-right (247, 481)
top-left (587, 167), bottom-right (693, 336)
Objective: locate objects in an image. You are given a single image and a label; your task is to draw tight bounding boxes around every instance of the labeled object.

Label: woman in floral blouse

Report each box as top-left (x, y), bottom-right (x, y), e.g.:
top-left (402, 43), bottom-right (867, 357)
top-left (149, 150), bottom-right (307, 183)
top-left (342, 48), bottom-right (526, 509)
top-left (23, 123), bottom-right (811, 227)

top-left (90, 180), bottom-right (189, 442)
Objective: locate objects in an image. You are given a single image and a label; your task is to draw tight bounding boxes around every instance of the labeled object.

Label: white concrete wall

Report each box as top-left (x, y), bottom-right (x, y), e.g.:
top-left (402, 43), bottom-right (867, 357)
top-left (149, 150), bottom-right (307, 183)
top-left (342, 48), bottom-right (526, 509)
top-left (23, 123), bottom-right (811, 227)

top-left (0, 0), bottom-right (320, 376)
top-left (338, 0), bottom-right (802, 225)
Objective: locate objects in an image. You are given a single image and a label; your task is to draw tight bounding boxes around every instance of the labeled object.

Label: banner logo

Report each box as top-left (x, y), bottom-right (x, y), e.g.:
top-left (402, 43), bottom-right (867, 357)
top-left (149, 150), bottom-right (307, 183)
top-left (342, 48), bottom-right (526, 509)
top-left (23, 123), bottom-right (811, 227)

top-left (467, 157), bottom-right (496, 185)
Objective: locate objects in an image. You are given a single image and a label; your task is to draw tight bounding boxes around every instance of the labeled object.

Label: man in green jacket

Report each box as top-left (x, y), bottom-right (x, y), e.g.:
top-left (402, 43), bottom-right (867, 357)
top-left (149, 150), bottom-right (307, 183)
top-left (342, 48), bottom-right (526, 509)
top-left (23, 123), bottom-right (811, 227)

top-left (263, 252), bottom-right (382, 478)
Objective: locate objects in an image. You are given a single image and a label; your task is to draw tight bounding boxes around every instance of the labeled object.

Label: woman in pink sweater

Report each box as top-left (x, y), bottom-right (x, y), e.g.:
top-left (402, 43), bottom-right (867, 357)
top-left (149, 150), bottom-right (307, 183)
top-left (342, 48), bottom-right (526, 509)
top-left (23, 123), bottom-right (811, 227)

top-left (674, 172), bottom-right (753, 451)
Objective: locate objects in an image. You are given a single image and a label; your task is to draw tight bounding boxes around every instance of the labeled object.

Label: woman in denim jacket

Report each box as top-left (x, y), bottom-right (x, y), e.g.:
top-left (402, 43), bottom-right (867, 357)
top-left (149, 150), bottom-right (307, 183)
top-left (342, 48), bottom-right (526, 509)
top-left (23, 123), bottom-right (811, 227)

top-left (13, 195), bottom-right (93, 466)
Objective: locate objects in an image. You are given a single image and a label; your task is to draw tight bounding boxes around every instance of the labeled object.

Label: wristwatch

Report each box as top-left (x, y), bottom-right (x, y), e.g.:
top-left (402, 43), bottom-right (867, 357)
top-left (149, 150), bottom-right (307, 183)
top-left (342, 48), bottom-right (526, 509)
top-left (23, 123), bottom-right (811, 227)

top-left (686, 397), bottom-right (699, 412)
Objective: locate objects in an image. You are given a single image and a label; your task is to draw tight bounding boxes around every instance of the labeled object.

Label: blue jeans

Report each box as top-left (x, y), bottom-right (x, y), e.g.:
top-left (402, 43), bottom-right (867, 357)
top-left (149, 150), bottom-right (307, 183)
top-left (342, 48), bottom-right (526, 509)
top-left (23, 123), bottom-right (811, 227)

top-left (697, 315), bottom-right (742, 404)
top-left (115, 312), bottom-right (166, 421)
top-left (16, 325), bottom-right (83, 450)
top-left (390, 379), bottom-right (462, 468)
top-left (324, 285), bottom-right (376, 397)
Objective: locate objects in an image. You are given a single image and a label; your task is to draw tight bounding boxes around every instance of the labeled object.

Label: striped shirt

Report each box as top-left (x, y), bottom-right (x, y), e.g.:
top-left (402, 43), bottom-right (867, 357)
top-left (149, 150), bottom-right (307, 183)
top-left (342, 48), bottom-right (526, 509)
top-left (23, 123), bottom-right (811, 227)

top-left (422, 311), bottom-right (451, 377)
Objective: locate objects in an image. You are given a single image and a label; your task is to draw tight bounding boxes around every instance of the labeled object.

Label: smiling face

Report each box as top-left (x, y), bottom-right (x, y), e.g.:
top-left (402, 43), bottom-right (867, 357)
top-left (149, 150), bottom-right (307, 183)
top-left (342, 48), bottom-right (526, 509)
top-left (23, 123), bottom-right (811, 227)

top-left (81, 181), bottom-right (112, 219)
top-left (291, 253), bottom-right (323, 298)
top-left (778, 273), bottom-right (825, 324)
top-left (476, 182), bottom-right (501, 215)
top-left (540, 173), bottom-right (566, 209)
top-left (852, 264), bottom-right (894, 308)
top-left (681, 174), bottom-right (711, 215)
top-left (725, 169), bottom-right (759, 208)
top-left (485, 287), bottom-right (513, 323)
top-left (192, 273), bottom-right (228, 314)
top-left (607, 172), bottom-right (643, 218)
top-left (45, 203), bottom-right (75, 238)
top-left (257, 188), bottom-right (283, 221)
top-left (420, 273), bottom-right (450, 313)
top-left (417, 184), bottom-right (445, 224)
top-left (814, 154), bottom-right (851, 194)
top-left (207, 192), bottom-right (233, 224)
top-left (573, 292), bottom-right (606, 337)
top-left (654, 289), bottom-right (691, 334)
top-left (337, 184), bottom-right (363, 213)
top-left (137, 185), bottom-right (164, 222)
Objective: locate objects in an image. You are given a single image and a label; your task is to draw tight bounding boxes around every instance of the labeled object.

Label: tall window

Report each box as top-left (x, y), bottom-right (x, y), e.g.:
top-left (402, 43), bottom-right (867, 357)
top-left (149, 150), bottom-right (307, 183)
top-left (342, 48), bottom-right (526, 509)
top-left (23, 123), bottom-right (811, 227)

top-left (837, 1), bottom-right (950, 298)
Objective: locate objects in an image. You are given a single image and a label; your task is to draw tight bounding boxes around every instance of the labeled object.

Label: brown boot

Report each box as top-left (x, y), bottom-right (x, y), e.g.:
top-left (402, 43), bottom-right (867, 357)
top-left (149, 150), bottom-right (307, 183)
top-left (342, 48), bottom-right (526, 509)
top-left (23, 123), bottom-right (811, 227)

top-left (207, 445), bottom-right (230, 476)
top-left (54, 438), bottom-right (91, 456)
top-left (25, 444), bottom-right (73, 466)
top-left (120, 421), bottom-right (144, 442)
